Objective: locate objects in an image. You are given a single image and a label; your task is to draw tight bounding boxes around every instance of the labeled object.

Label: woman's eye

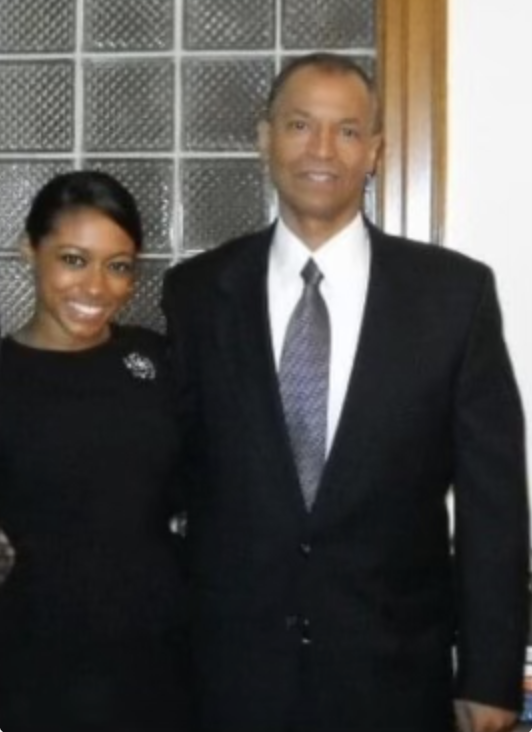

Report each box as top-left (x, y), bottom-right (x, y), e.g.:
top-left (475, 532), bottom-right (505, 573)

top-left (60, 253), bottom-right (85, 268)
top-left (109, 260), bottom-right (134, 275)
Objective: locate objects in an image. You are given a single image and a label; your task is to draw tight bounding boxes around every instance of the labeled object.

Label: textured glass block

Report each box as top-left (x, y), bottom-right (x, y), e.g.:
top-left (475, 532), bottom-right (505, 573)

top-left (282, 0), bottom-right (375, 49)
top-left (183, 0), bottom-right (275, 50)
top-left (0, 161), bottom-right (73, 251)
top-left (83, 159), bottom-right (174, 254)
top-left (0, 62), bottom-right (74, 152)
top-left (182, 159), bottom-right (270, 253)
top-left (182, 59), bottom-right (274, 152)
top-left (353, 55), bottom-right (376, 82)
top-left (117, 258), bottom-right (170, 332)
top-left (0, 258), bottom-right (34, 334)
top-left (84, 0), bottom-right (174, 52)
top-left (0, 0), bottom-right (75, 53)
top-left (84, 60), bottom-right (174, 152)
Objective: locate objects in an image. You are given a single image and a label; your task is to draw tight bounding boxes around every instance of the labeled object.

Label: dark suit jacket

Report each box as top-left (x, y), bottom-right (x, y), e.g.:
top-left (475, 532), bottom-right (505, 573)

top-left (162, 222), bottom-right (529, 732)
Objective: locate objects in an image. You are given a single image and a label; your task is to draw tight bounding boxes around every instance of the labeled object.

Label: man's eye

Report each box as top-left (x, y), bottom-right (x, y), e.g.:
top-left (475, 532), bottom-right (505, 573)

top-left (340, 126), bottom-right (359, 139)
top-left (60, 253), bottom-right (85, 268)
top-left (287, 119), bottom-right (308, 131)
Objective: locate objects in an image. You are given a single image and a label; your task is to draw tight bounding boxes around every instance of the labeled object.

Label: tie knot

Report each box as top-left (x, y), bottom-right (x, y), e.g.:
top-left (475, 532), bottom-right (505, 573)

top-left (301, 259), bottom-right (323, 288)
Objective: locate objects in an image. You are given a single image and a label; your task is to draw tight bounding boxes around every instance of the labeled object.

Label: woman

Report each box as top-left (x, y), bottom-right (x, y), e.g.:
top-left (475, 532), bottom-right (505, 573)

top-left (0, 171), bottom-right (189, 731)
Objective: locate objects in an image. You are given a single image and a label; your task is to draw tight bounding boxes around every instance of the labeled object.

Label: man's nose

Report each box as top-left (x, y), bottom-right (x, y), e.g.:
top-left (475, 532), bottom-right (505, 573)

top-left (308, 126), bottom-right (335, 158)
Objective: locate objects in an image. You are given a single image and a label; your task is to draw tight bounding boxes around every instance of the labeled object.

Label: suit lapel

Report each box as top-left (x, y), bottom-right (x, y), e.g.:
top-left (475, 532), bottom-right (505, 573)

top-left (213, 227), bottom-right (306, 516)
top-left (313, 227), bottom-right (410, 517)
top-left (211, 224), bottom-right (417, 519)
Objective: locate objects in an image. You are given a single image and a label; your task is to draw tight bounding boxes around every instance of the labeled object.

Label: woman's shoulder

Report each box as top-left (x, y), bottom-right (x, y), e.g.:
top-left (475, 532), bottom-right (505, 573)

top-left (114, 324), bottom-right (164, 347)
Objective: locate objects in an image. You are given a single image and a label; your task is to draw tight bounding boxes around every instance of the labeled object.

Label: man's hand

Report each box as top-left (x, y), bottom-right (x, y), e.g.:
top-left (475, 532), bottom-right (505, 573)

top-left (454, 699), bottom-right (518, 732)
top-left (0, 528), bottom-right (15, 584)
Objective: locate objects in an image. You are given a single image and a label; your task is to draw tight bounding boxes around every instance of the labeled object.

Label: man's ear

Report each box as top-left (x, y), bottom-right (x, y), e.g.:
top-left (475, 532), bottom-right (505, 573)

top-left (257, 119), bottom-right (271, 164)
top-left (367, 133), bottom-right (384, 176)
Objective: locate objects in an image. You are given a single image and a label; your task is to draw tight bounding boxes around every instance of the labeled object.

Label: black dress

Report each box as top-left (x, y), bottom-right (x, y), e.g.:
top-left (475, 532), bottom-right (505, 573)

top-left (0, 326), bottom-right (189, 732)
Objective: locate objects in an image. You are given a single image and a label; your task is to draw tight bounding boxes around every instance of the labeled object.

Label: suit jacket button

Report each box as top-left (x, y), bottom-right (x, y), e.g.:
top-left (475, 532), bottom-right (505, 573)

top-left (285, 615), bottom-right (298, 631)
top-left (300, 617), bottom-right (312, 645)
top-left (299, 542), bottom-right (311, 556)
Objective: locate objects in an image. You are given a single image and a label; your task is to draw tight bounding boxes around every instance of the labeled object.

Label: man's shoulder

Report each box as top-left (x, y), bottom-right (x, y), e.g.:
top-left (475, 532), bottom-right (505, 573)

top-left (164, 226), bottom-right (273, 293)
top-left (370, 225), bottom-right (492, 284)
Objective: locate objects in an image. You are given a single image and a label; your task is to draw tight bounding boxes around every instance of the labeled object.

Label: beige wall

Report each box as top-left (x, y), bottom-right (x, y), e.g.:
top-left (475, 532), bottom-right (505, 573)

top-left (447, 0), bottom-right (532, 526)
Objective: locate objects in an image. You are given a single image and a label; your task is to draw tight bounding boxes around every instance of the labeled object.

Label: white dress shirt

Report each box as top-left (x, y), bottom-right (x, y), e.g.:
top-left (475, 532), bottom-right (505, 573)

top-left (268, 215), bottom-right (371, 454)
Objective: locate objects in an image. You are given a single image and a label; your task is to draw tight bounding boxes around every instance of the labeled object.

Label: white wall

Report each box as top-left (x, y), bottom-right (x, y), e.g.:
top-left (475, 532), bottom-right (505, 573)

top-left (447, 0), bottom-right (532, 518)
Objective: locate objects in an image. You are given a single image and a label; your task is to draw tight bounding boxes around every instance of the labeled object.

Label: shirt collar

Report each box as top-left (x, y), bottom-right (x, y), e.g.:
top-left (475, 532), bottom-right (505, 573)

top-left (270, 214), bottom-right (369, 289)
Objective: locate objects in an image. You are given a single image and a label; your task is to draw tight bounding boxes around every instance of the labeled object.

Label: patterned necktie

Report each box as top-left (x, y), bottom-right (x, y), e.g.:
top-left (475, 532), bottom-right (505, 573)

top-left (279, 259), bottom-right (331, 510)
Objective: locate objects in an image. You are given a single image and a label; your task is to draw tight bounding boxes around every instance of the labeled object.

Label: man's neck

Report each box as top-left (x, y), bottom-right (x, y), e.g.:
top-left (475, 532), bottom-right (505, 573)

top-left (279, 209), bottom-right (361, 252)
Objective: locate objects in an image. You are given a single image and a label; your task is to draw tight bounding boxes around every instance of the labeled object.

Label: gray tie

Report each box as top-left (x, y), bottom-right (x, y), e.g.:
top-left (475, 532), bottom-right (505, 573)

top-left (279, 259), bottom-right (330, 510)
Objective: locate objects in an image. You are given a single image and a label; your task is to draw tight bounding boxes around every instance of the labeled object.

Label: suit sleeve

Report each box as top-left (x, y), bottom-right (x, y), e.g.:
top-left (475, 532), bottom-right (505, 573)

top-left (161, 268), bottom-right (202, 515)
top-left (161, 267), bottom-right (192, 416)
top-left (453, 267), bottom-right (529, 710)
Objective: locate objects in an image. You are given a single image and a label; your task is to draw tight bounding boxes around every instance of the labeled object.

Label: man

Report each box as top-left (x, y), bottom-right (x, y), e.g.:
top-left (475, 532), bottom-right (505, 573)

top-left (163, 54), bottom-right (529, 732)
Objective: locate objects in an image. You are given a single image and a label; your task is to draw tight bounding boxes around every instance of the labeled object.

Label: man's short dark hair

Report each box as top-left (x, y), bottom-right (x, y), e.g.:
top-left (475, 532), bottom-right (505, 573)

top-left (264, 52), bottom-right (381, 133)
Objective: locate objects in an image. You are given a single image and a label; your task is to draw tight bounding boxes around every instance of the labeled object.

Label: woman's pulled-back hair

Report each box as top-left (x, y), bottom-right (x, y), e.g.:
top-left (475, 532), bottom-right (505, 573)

top-left (25, 170), bottom-right (143, 251)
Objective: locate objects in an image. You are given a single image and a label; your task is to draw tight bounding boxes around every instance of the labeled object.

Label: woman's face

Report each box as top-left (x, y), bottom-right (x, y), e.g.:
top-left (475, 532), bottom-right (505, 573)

top-left (25, 207), bottom-right (137, 350)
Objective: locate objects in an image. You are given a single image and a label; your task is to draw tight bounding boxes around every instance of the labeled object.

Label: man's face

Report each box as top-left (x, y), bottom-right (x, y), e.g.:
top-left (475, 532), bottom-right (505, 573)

top-left (259, 65), bottom-right (382, 245)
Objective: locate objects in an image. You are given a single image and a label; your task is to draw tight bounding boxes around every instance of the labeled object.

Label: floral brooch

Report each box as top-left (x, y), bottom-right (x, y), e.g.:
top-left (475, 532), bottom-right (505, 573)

top-left (123, 352), bottom-right (157, 381)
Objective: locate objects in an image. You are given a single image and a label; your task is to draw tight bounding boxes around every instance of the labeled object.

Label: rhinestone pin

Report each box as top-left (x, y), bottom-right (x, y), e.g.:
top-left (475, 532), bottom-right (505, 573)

top-left (123, 352), bottom-right (156, 380)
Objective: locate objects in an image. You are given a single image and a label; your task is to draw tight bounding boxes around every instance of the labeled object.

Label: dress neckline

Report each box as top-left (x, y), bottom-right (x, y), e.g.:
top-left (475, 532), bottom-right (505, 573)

top-left (2, 326), bottom-right (121, 359)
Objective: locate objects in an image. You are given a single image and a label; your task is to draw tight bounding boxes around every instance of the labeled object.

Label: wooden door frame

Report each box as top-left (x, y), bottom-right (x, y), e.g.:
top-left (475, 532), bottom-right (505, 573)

top-left (377, 0), bottom-right (447, 244)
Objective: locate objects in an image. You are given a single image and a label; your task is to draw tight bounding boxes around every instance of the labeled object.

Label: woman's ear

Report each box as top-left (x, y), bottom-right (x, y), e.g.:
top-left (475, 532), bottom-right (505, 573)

top-left (20, 237), bottom-right (35, 267)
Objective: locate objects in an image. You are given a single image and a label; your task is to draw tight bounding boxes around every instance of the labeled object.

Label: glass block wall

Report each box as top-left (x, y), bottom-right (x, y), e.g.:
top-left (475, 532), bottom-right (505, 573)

top-left (0, 0), bottom-right (376, 332)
